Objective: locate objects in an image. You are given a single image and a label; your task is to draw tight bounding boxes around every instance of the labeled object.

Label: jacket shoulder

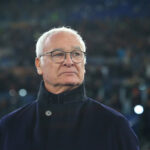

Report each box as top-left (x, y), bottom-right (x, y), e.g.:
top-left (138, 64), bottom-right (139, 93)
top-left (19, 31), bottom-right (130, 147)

top-left (85, 97), bottom-right (127, 122)
top-left (0, 101), bottom-right (37, 127)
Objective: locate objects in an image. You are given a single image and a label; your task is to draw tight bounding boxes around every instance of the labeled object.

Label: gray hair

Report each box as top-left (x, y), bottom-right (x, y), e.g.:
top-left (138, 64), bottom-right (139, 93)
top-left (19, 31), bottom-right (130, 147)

top-left (36, 27), bottom-right (86, 58)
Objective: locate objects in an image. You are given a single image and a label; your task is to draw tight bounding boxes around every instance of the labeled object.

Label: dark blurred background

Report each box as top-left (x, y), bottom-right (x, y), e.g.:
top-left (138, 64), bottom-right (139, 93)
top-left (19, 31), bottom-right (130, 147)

top-left (0, 0), bottom-right (150, 149)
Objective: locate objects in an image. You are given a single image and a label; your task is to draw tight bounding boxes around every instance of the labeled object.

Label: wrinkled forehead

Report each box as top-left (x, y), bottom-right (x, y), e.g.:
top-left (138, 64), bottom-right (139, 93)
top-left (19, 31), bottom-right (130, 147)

top-left (43, 32), bottom-right (83, 52)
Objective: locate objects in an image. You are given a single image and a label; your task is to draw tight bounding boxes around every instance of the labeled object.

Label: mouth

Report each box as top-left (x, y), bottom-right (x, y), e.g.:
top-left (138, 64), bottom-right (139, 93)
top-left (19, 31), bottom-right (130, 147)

top-left (59, 72), bottom-right (77, 76)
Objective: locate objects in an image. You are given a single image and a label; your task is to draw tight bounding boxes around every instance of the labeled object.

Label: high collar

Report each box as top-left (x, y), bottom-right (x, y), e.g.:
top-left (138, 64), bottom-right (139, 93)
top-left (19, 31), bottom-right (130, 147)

top-left (37, 81), bottom-right (87, 106)
top-left (34, 81), bottom-right (87, 148)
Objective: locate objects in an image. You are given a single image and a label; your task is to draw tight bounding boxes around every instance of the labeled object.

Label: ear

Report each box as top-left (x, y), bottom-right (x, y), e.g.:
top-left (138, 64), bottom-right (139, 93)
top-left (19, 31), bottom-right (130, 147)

top-left (35, 57), bottom-right (43, 75)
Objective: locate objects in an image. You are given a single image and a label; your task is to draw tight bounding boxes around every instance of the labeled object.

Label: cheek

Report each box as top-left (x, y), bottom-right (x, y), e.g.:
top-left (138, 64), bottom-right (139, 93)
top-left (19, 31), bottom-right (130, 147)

top-left (41, 60), bottom-right (57, 78)
top-left (78, 65), bottom-right (85, 79)
top-left (42, 67), bottom-right (58, 83)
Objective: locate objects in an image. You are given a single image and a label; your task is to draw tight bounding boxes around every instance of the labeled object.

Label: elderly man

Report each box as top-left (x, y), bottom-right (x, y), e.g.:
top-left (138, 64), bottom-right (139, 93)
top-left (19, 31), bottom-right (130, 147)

top-left (0, 27), bottom-right (139, 150)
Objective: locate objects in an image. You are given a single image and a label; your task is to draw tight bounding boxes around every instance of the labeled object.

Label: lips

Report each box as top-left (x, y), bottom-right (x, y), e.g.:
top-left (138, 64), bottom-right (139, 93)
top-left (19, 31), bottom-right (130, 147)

top-left (59, 71), bottom-right (77, 76)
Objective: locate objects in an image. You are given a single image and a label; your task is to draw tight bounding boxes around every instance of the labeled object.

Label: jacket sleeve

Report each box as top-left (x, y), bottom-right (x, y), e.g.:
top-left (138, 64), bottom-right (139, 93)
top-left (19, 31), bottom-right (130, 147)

top-left (115, 116), bottom-right (140, 150)
top-left (0, 118), bottom-right (6, 150)
top-left (0, 120), bottom-right (3, 150)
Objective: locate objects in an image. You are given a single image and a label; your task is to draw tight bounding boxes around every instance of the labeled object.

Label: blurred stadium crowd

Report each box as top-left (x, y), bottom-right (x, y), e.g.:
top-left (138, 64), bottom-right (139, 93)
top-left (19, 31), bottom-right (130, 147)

top-left (0, 0), bottom-right (150, 149)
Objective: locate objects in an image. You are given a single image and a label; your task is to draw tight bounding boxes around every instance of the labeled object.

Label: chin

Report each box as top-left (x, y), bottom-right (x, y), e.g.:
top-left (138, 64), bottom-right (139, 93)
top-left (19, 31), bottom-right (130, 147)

top-left (62, 80), bottom-right (81, 86)
top-left (63, 81), bottom-right (80, 86)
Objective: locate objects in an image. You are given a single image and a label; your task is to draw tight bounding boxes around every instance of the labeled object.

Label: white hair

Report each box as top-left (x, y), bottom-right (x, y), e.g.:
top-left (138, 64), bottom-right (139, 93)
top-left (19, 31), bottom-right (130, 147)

top-left (36, 26), bottom-right (86, 58)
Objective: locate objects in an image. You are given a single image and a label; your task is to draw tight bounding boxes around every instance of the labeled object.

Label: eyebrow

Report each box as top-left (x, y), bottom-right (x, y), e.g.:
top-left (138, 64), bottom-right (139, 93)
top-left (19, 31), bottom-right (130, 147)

top-left (72, 46), bottom-right (81, 50)
top-left (52, 46), bottom-right (82, 52)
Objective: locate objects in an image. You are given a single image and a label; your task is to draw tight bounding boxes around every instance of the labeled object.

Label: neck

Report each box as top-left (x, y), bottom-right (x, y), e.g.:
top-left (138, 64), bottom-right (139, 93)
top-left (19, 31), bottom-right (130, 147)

top-left (44, 83), bottom-right (80, 94)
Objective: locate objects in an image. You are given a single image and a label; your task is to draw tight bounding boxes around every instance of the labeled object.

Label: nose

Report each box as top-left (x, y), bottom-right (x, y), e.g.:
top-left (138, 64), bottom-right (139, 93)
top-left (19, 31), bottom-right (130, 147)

top-left (63, 53), bottom-right (73, 66)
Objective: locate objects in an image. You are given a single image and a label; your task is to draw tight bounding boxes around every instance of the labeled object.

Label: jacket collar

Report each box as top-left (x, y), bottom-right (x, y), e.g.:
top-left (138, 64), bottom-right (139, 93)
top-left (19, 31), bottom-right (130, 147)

top-left (37, 81), bottom-right (87, 106)
top-left (33, 81), bottom-right (87, 147)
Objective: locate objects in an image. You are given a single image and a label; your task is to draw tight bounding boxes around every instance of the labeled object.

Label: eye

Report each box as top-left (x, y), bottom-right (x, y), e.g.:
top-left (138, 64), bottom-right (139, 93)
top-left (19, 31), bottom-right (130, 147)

top-left (73, 51), bottom-right (82, 57)
top-left (52, 51), bottom-right (64, 57)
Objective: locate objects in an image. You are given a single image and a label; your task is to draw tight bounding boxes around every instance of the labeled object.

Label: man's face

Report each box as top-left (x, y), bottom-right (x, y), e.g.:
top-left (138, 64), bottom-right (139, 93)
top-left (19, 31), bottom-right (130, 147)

top-left (35, 32), bottom-right (85, 93)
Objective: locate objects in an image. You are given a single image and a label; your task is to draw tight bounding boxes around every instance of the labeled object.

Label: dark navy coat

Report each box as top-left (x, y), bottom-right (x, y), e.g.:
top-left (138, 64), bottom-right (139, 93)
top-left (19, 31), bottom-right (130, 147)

top-left (0, 82), bottom-right (139, 150)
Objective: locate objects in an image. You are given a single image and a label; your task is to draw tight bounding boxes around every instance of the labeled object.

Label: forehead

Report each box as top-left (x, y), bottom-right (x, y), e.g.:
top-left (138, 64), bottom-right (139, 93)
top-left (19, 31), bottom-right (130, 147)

top-left (43, 32), bottom-right (82, 52)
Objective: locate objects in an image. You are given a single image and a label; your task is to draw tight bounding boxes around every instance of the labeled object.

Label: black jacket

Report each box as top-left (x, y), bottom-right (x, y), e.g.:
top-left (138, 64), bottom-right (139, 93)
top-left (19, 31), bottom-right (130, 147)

top-left (0, 82), bottom-right (139, 150)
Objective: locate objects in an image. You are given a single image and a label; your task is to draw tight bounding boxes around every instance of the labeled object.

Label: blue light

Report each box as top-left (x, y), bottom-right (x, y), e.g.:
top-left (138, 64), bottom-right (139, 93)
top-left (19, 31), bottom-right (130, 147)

top-left (18, 89), bottom-right (27, 97)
